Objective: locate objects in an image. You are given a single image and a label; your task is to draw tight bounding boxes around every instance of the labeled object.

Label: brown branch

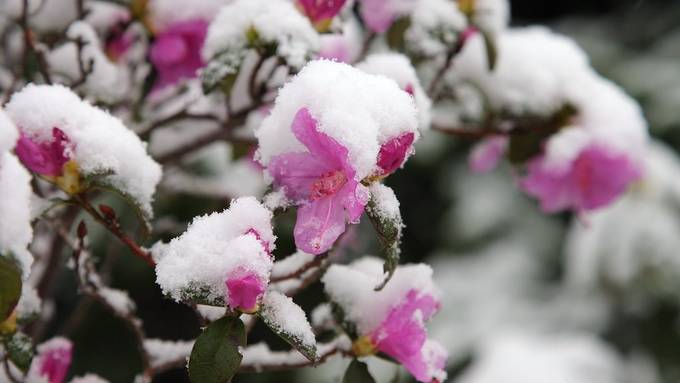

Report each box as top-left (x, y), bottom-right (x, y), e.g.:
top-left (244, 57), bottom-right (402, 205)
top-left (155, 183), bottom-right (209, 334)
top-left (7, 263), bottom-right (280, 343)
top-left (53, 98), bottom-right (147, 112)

top-left (73, 194), bottom-right (155, 266)
top-left (70, 37), bottom-right (95, 88)
top-left (270, 253), bottom-right (328, 283)
top-left (431, 123), bottom-right (498, 139)
top-left (239, 346), bottom-right (348, 373)
top-left (426, 33), bottom-right (470, 98)
top-left (138, 111), bottom-right (220, 140)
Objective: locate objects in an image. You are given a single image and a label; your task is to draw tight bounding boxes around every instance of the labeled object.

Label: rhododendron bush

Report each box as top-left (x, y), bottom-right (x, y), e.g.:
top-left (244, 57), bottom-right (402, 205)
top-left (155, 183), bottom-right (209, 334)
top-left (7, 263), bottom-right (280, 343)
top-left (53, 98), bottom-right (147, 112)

top-left (0, 0), bottom-right (677, 382)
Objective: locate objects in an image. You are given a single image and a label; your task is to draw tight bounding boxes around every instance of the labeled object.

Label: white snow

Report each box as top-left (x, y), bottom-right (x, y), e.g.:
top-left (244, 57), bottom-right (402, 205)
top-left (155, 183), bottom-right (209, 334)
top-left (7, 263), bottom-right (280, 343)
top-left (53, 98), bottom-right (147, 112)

top-left (241, 336), bottom-right (350, 370)
top-left (256, 60), bottom-right (419, 181)
top-left (457, 331), bottom-right (625, 383)
top-left (405, 0), bottom-right (467, 58)
top-left (0, 109), bottom-right (18, 153)
top-left (48, 21), bottom-right (130, 103)
top-left (468, 0), bottom-right (509, 34)
top-left (154, 197), bottom-right (275, 305)
top-left (357, 53), bottom-right (432, 130)
top-left (271, 251), bottom-right (315, 280)
top-left (0, 153), bottom-right (34, 279)
top-left (149, 0), bottom-right (228, 30)
top-left (322, 257), bottom-right (439, 335)
top-left (367, 183), bottom-right (401, 221)
top-left (98, 287), bottom-right (136, 316)
top-left (260, 290), bottom-right (316, 351)
top-left (5, 84), bottom-right (162, 217)
top-left (202, 0), bottom-right (320, 69)
top-left (144, 338), bottom-right (194, 369)
top-left (16, 284), bottom-right (41, 321)
top-left (2, 0), bottom-right (77, 32)
top-left (69, 374), bottom-right (110, 383)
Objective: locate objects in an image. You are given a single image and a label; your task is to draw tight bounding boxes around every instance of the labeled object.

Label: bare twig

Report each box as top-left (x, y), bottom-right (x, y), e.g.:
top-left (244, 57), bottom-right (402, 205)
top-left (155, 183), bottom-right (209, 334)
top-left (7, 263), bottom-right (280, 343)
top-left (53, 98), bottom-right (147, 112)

top-left (70, 37), bottom-right (95, 88)
top-left (270, 253), bottom-right (329, 283)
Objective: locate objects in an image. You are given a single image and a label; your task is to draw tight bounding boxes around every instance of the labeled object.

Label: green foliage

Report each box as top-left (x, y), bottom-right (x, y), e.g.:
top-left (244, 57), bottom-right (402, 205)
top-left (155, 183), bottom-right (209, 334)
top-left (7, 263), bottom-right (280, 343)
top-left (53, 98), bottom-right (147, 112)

top-left (365, 193), bottom-right (403, 291)
top-left (188, 316), bottom-right (246, 383)
top-left (342, 359), bottom-right (376, 383)
top-left (259, 298), bottom-right (318, 363)
top-left (3, 332), bottom-right (34, 372)
top-left (0, 255), bottom-right (22, 322)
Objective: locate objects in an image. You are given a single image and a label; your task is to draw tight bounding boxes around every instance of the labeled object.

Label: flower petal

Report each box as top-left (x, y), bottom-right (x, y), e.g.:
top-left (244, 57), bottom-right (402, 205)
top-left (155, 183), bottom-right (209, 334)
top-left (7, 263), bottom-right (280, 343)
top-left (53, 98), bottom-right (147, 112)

top-left (339, 180), bottom-right (369, 223)
top-left (294, 195), bottom-right (347, 255)
top-left (226, 272), bottom-right (266, 312)
top-left (468, 135), bottom-right (507, 174)
top-left (269, 151), bottom-right (334, 201)
top-left (377, 132), bottom-right (415, 176)
top-left (291, 108), bottom-right (351, 173)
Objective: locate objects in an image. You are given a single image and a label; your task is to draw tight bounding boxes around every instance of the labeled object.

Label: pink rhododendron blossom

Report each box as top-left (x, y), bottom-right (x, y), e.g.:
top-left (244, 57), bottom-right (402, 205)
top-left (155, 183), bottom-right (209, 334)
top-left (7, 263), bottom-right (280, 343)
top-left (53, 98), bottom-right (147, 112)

top-left (105, 29), bottom-right (134, 62)
top-left (28, 337), bottom-right (73, 383)
top-left (468, 135), bottom-right (508, 173)
top-left (15, 127), bottom-right (71, 177)
top-left (226, 271), bottom-right (267, 312)
top-left (246, 228), bottom-right (272, 255)
top-left (268, 108), bottom-right (369, 255)
top-left (297, 0), bottom-right (346, 26)
top-left (370, 290), bottom-right (445, 382)
top-left (359, 0), bottom-right (398, 33)
top-left (318, 35), bottom-right (352, 63)
top-left (377, 132), bottom-right (415, 176)
top-left (520, 144), bottom-right (642, 213)
top-left (149, 19), bottom-right (208, 91)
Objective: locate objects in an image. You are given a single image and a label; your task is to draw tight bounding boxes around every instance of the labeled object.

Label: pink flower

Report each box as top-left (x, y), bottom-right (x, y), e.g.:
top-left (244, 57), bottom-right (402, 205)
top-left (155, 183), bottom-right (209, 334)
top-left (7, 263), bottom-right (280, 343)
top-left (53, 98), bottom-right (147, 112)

top-left (15, 127), bottom-right (72, 177)
top-left (226, 270), bottom-right (266, 313)
top-left (359, 0), bottom-right (398, 33)
top-left (268, 108), bottom-right (369, 255)
top-left (520, 144), bottom-right (642, 212)
top-left (370, 290), bottom-right (446, 382)
top-left (318, 34), bottom-right (353, 63)
top-left (149, 19), bottom-right (208, 91)
top-left (297, 0), bottom-right (346, 26)
top-left (377, 132), bottom-right (415, 176)
top-left (468, 135), bottom-right (508, 173)
top-left (28, 338), bottom-right (73, 383)
top-left (105, 29), bottom-right (134, 62)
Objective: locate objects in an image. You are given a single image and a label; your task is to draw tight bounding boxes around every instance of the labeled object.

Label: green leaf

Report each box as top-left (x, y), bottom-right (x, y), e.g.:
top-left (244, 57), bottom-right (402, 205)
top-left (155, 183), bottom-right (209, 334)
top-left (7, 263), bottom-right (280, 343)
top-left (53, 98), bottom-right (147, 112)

top-left (188, 316), bottom-right (246, 383)
top-left (386, 17), bottom-right (411, 51)
top-left (342, 359), bottom-right (376, 383)
top-left (3, 332), bottom-right (34, 372)
top-left (481, 30), bottom-right (498, 71)
top-left (0, 256), bottom-right (22, 322)
top-left (365, 187), bottom-right (403, 291)
top-left (258, 291), bottom-right (318, 363)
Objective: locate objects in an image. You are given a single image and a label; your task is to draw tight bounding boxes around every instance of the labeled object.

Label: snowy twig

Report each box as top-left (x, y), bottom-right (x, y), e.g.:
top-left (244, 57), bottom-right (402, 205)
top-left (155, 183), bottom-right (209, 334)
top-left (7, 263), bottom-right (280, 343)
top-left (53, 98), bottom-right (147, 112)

top-left (270, 253), bottom-right (329, 283)
top-left (70, 37), bottom-right (95, 88)
top-left (426, 34), bottom-right (470, 98)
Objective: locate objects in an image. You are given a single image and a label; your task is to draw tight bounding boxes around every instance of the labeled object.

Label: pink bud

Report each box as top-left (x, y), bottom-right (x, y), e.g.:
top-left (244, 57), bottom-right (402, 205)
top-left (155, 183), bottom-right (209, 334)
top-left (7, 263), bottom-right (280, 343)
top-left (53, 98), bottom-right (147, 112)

top-left (28, 338), bottom-right (73, 383)
top-left (297, 0), bottom-right (347, 24)
top-left (377, 132), bottom-right (416, 176)
top-left (226, 271), bottom-right (266, 312)
top-left (15, 127), bottom-right (72, 177)
top-left (149, 19), bottom-right (208, 91)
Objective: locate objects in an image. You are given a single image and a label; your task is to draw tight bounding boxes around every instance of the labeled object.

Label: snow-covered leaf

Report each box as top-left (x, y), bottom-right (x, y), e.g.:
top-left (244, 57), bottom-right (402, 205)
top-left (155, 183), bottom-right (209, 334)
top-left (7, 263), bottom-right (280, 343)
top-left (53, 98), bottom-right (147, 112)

top-left (0, 255), bottom-right (22, 322)
top-left (258, 291), bottom-right (317, 362)
top-left (481, 29), bottom-right (498, 71)
top-left (342, 359), bottom-right (376, 383)
top-left (2, 332), bottom-right (34, 372)
top-left (188, 316), bottom-right (246, 383)
top-left (365, 184), bottom-right (403, 290)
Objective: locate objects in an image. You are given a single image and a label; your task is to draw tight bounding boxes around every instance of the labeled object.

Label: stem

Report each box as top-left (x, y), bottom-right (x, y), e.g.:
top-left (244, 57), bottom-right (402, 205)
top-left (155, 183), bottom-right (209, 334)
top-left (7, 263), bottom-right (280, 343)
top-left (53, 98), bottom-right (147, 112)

top-left (431, 123), bottom-right (498, 139)
top-left (239, 346), bottom-right (348, 373)
top-left (73, 195), bottom-right (155, 267)
top-left (19, 0), bottom-right (52, 84)
top-left (270, 252), bottom-right (328, 283)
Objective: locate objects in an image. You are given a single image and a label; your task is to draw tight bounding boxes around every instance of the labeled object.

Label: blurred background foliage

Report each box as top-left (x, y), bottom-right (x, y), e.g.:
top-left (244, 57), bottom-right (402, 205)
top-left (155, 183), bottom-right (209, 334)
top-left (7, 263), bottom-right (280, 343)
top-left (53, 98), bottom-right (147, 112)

top-left (34, 0), bottom-right (680, 382)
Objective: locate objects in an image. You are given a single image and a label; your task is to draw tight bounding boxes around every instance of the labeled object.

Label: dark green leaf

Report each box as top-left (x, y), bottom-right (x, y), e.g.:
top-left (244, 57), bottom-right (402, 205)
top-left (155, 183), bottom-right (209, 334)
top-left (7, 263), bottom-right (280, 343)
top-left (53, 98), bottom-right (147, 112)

top-left (342, 359), bottom-right (376, 383)
top-left (386, 17), bottom-right (411, 51)
top-left (365, 189), bottom-right (403, 291)
top-left (0, 256), bottom-right (22, 322)
top-left (3, 332), bottom-right (34, 372)
top-left (188, 316), bottom-right (246, 383)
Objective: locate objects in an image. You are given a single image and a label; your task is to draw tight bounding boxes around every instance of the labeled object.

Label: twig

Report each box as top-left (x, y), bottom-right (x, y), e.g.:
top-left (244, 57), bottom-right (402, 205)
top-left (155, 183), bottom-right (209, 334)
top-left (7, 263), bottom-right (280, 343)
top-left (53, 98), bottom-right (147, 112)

top-left (138, 111), bottom-right (219, 140)
top-left (270, 253), bottom-right (328, 283)
top-left (426, 30), bottom-right (472, 98)
top-left (430, 123), bottom-right (497, 139)
top-left (73, 194), bottom-right (155, 266)
top-left (19, 0), bottom-right (52, 84)
top-left (239, 346), bottom-right (348, 373)
top-left (70, 37), bottom-right (95, 88)
top-left (2, 356), bottom-right (21, 383)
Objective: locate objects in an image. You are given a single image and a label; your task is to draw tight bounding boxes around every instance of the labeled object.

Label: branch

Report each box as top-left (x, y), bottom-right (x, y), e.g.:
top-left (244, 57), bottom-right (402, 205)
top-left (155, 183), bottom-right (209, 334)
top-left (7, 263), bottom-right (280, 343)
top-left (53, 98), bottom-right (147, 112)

top-left (431, 123), bottom-right (498, 139)
top-left (70, 37), bottom-right (95, 88)
top-left (19, 0), bottom-right (52, 84)
top-left (239, 344), bottom-right (349, 373)
top-left (270, 252), bottom-right (328, 283)
top-left (73, 194), bottom-right (155, 266)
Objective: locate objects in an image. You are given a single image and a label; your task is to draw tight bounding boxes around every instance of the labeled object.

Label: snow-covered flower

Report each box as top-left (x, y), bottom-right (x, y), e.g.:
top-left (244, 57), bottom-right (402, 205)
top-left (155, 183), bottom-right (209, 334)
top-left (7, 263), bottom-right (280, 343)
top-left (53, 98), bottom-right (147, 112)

top-left (256, 60), bottom-right (418, 254)
top-left (296, 0), bottom-right (347, 31)
top-left (154, 197), bottom-right (275, 312)
top-left (323, 258), bottom-right (446, 382)
top-left (403, 0), bottom-right (467, 58)
top-left (268, 108), bottom-right (368, 255)
top-left (150, 19), bottom-right (208, 91)
top-left (5, 84), bottom-right (162, 217)
top-left (27, 337), bottom-right (73, 383)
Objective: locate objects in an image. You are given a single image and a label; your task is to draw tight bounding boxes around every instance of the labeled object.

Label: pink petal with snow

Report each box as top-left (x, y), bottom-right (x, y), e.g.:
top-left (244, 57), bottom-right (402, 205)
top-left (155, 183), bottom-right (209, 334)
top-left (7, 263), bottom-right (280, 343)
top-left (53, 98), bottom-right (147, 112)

top-left (15, 127), bottom-right (72, 177)
top-left (294, 194), bottom-right (347, 254)
top-left (29, 338), bottom-right (73, 383)
top-left (468, 135), bottom-right (508, 174)
top-left (371, 289), bottom-right (443, 382)
top-left (359, 0), bottom-right (396, 33)
top-left (520, 144), bottom-right (642, 213)
top-left (377, 132), bottom-right (415, 176)
top-left (297, 0), bottom-right (347, 24)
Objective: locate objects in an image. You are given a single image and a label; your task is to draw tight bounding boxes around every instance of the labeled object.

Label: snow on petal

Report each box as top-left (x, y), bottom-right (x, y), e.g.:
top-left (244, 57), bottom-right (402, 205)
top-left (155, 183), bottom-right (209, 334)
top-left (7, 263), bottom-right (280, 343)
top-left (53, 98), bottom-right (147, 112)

top-left (5, 84), bottom-right (162, 217)
top-left (27, 337), bottom-right (73, 383)
top-left (154, 197), bottom-right (275, 307)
